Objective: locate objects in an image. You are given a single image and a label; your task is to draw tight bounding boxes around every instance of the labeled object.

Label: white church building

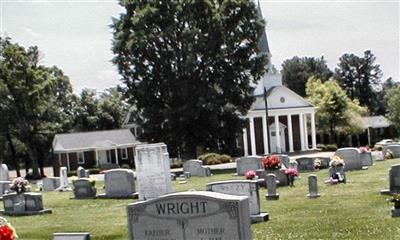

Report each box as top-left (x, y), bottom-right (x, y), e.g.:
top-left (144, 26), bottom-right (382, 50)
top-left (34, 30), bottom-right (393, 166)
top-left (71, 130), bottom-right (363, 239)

top-left (239, 2), bottom-right (317, 156)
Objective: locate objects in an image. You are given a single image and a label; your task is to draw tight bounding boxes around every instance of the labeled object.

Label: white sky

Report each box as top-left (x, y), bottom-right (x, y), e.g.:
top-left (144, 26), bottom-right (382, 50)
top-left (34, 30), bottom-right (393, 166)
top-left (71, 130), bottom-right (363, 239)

top-left (1, 0), bottom-right (399, 93)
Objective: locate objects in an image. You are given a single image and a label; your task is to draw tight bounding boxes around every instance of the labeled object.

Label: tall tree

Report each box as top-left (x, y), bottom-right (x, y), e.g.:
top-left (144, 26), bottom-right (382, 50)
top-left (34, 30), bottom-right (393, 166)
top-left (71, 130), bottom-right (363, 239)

top-left (386, 86), bottom-right (400, 129)
top-left (334, 50), bottom-right (382, 114)
top-left (112, 0), bottom-right (267, 157)
top-left (73, 89), bottom-right (100, 132)
top-left (98, 87), bottom-right (129, 129)
top-left (281, 56), bottom-right (332, 97)
top-left (306, 77), bottom-right (367, 143)
top-left (0, 37), bottom-right (73, 179)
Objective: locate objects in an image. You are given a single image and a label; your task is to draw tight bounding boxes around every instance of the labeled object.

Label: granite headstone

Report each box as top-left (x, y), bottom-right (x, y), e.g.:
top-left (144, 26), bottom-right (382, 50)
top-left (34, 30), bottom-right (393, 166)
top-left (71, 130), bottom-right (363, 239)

top-left (335, 148), bottom-right (363, 171)
top-left (183, 160), bottom-right (211, 177)
top-left (235, 156), bottom-right (263, 176)
top-left (206, 180), bottom-right (269, 223)
top-left (127, 191), bottom-right (252, 240)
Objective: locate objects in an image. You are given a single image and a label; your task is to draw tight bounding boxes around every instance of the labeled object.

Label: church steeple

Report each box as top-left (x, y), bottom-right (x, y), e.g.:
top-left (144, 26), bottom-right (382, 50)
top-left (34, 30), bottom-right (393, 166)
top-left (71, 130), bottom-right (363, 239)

top-left (257, 0), bottom-right (270, 56)
top-left (256, 0), bottom-right (272, 71)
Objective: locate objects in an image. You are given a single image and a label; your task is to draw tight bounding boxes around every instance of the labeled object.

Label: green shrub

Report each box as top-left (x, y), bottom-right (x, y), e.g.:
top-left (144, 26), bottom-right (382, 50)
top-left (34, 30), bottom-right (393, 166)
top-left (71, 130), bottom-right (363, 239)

top-left (198, 153), bottom-right (231, 165)
top-left (170, 162), bottom-right (183, 168)
top-left (318, 144), bottom-right (337, 151)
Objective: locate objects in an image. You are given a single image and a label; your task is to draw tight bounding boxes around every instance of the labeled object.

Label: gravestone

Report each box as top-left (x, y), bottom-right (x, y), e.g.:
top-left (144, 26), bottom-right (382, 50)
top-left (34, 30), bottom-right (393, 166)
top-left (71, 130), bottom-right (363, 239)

top-left (0, 164), bottom-right (11, 198)
top-left (1, 192), bottom-right (52, 216)
top-left (127, 191), bottom-right (252, 240)
top-left (73, 179), bottom-right (97, 199)
top-left (265, 174), bottom-right (279, 200)
top-left (134, 143), bottom-right (173, 200)
top-left (53, 233), bottom-right (91, 240)
top-left (276, 154), bottom-right (290, 168)
top-left (318, 157), bottom-right (331, 169)
top-left (206, 180), bottom-right (268, 223)
top-left (84, 170), bottom-right (90, 178)
top-left (335, 148), bottom-right (363, 171)
top-left (98, 169), bottom-right (138, 199)
top-left (182, 160), bottom-right (211, 177)
top-left (383, 145), bottom-right (400, 158)
top-left (42, 177), bottom-right (61, 191)
top-left (236, 156), bottom-right (263, 176)
top-left (296, 157), bottom-right (315, 172)
top-left (256, 169), bottom-right (288, 187)
top-left (57, 167), bottom-right (70, 191)
top-left (360, 152), bottom-right (373, 167)
top-left (381, 164), bottom-right (400, 195)
top-left (77, 167), bottom-right (86, 178)
top-left (307, 175), bottom-right (321, 198)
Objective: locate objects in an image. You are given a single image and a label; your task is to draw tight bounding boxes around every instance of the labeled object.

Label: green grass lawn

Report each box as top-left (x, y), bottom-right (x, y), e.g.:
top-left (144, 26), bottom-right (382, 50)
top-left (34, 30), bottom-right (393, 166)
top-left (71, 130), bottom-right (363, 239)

top-left (3, 158), bottom-right (400, 239)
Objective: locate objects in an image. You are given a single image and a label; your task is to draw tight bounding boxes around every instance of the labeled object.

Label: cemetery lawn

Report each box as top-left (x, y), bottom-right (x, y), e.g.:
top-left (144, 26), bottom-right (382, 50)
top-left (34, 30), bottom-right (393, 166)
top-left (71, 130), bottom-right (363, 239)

top-left (3, 158), bottom-right (400, 240)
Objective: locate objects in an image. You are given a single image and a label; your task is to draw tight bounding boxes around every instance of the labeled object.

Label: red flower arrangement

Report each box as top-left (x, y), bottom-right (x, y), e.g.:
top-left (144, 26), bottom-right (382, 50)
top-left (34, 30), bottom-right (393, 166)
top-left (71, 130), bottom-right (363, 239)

top-left (0, 217), bottom-right (17, 240)
top-left (262, 155), bottom-right (281, 169)
top-left (245, 170), bottom-right (256, 180)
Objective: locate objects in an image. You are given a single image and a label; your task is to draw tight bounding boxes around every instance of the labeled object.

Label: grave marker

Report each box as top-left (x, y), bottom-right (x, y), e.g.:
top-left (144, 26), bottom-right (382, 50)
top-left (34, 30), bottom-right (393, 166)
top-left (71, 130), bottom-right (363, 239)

top-left (265, 174), bottom-right (279, 200)
top-left (135, 143), bottom-right (173, 200)
top-left (98, 169), bottom-right (138, 199)
top-left (183, 160), bottom-right (211, 177)
top-left (73, 179), bottom-right (97, 199)
top-left (206, 180), bottom-right (269, 223)
top-left (127, 191), bottom-right (252, 240)
top-left (335, 148), bottom-right (363, 171)
top-left (296, 157), bottom-right (315, 172)
top-left (307, 175), bottom-right (321, 198)
top-left (381, 164), bottom-right (400, 195)
top-left (236, 156), bottom-right (263, 176)
top-left (0, 164), bottom-right (11, 198)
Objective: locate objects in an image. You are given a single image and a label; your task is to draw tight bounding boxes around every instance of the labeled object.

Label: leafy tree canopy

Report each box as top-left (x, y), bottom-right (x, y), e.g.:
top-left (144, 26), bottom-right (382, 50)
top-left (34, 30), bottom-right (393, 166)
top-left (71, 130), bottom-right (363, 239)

top-left (0, 37), bottom-right (74, 178)
top-left (281, 56), bottom-right (332, 97)
top-left (112, 0), bottom-right (268, 157)
top-left (386, 86), bottom-right (400, 129)
top-left (334, 50), bottom-right (382, 114)
top-left (306, 77), bottom-right (367, 142)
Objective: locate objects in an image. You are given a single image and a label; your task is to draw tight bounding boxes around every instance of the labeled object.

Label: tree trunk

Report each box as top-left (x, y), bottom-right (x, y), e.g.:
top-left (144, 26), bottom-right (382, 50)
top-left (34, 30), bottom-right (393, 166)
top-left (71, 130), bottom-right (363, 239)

top-left (26, 145), bottom-right (41, 179)
top-left (5, 131), bottom-right (21, 177)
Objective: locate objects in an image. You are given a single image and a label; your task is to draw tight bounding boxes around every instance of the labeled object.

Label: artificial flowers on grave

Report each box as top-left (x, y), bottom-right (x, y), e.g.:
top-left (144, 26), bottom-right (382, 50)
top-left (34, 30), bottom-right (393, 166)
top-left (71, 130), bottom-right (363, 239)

top-left (262, 155), bottom-right (281, 170)
top-left (0, 217), bottom-right (17, 240)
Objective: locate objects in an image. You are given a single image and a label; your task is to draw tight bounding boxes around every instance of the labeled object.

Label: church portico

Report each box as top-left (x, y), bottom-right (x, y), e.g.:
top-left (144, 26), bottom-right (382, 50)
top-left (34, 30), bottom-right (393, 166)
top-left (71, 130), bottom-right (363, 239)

top-left (242, 108), bottom-right (317, 156)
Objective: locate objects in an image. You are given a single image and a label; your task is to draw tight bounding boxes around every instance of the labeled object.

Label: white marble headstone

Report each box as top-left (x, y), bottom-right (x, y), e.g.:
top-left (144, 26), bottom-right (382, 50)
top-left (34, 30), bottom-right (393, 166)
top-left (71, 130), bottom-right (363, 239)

top-left (59, 167), bottom-right (69, 189)
top-left (135, 143), bottom-right (173, 200)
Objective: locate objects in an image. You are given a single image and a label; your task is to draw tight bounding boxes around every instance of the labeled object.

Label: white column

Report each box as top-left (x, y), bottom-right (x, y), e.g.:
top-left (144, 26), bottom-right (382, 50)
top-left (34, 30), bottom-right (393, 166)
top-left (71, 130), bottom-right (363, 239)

top-left (304, 113), bottom-right (309, 150)
top-left (262, 116), bottom-right (269, 155)
top-left (287, 114), bottom-right (294, 152)
top-left (243, 128), bottom-right (249, 157)
top-left (274, 115), bottom-right (281, 153)
top-left (311, 112), bottom-right (317, 149)
top-left (249, 117), bottom-right (256, 155)
top-left (95, 150), bottom-right (99, 167)
top-left (66, 152), bottom-right (70, 172)
top-left (115, 148), bottom-right (119, 165)
top-left (299, 113), bottom-right (305, 151)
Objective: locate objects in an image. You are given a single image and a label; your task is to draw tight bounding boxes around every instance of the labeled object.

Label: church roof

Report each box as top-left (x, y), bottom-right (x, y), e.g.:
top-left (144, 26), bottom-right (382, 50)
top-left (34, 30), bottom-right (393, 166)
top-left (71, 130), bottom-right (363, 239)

top-left (53, 129), bottom-right (139, 152)
top-left (362, 116), bottom-right (391, 128)
top-left (251, 85), bottom-right (313, 111)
